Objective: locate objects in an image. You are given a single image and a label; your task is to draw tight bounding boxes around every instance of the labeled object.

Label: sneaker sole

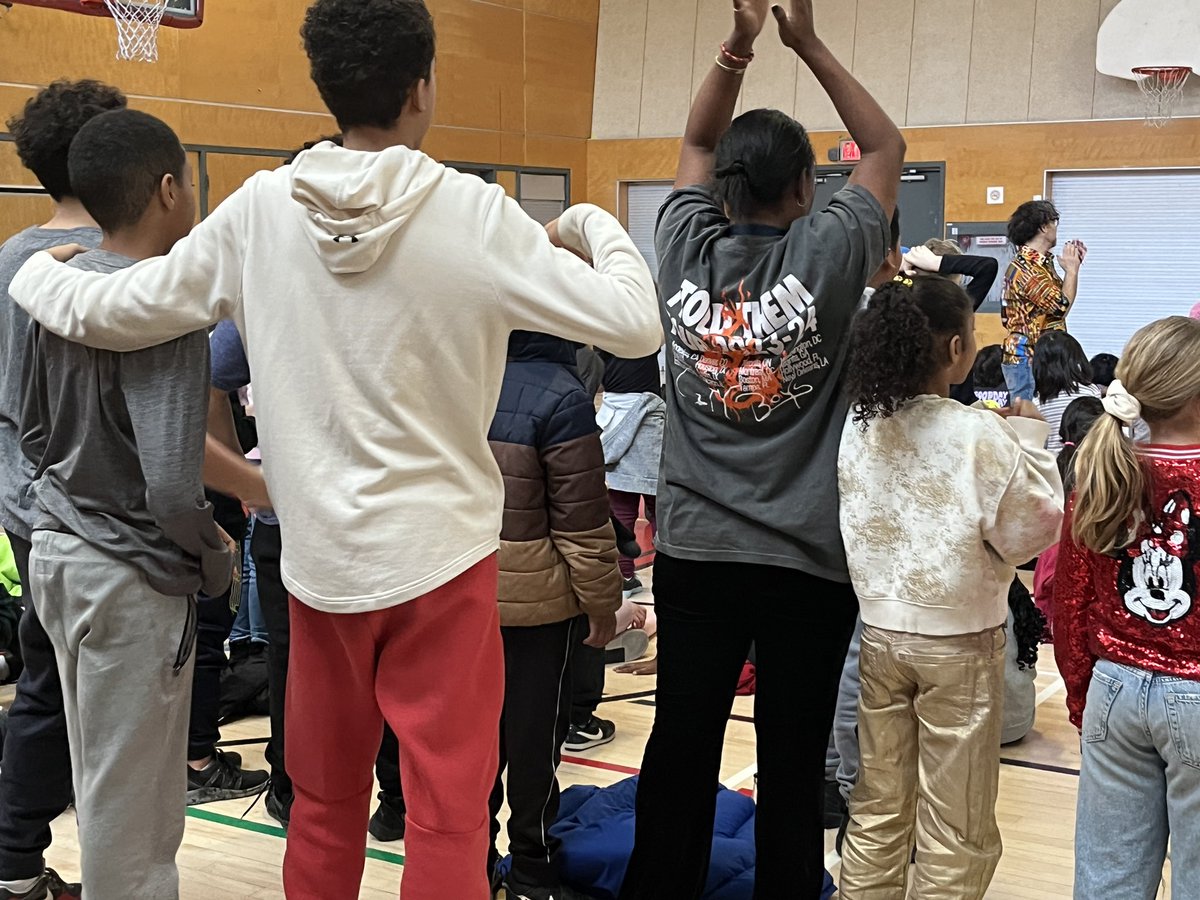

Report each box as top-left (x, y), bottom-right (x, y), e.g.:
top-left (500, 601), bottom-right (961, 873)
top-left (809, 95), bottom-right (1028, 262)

top-left (604, 629), bottom-right (649, 664)
top-left (563, 732), bottom-right (615, 752)
top-left (187, 785), bottom-right (268, 806)
top-left (621, 585), bottom-right (644, 599)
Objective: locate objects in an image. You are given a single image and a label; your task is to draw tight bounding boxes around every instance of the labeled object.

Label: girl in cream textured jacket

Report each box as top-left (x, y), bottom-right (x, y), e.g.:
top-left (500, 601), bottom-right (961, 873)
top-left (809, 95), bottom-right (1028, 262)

top-left (836, 276), bottom-right (1064, 900)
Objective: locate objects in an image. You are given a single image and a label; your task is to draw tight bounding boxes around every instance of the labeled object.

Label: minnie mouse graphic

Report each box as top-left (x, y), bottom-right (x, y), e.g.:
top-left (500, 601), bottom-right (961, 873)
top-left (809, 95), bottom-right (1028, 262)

top-left (1118, 490), bottom-right (1197, 626)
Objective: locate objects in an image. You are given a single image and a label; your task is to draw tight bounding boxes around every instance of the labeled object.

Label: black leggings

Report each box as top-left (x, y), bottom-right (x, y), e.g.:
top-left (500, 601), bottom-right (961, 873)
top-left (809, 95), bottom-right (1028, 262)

top-left (618, 553), bottom-right (857, 900)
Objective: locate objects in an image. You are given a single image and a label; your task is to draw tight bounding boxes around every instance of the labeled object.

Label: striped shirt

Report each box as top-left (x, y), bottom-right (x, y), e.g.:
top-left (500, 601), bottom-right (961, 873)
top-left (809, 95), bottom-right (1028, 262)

top-left (1037, 384), bottom-right (1103, 454)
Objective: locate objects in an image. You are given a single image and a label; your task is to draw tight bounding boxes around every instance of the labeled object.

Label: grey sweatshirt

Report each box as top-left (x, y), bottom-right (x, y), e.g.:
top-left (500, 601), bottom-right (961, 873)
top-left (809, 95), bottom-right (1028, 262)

top-left (20, 249), bottom-right (231, 597)
top-left (0, 225), bottom-right (101, 540)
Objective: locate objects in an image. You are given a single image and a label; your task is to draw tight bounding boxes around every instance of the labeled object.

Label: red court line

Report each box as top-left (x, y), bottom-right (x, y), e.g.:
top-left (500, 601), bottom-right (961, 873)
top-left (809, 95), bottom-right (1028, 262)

top-left (560, 754), bottom-right (754, 796)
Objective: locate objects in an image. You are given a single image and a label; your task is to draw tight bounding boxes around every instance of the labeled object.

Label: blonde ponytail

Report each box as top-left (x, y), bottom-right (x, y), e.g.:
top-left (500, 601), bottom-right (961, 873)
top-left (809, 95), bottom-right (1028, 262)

top-left (1071, 316), bottom-right (1200, 554)
top-left (1072, 413), bottom-right (1145, 554)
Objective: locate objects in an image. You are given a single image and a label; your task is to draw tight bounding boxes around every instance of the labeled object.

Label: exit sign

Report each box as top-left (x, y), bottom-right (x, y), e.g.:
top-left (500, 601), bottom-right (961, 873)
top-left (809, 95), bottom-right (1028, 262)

top-left (838, 139), bottom-right (862, 162)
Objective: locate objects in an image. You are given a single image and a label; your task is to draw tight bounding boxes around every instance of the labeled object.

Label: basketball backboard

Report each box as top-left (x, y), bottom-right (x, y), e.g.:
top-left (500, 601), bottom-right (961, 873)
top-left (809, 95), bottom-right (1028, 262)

top-left (1096, 0), bottom-right (1200, 80)
top-left (6, 0), bottom-right (203, 28)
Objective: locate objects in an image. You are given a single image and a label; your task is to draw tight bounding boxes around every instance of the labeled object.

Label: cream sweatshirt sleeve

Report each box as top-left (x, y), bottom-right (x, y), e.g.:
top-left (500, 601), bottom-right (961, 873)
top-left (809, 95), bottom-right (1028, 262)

top-left (9, 182), bottom-right (249, 352)
top-left (981, 416), bottom-right (1066, 566)
top-left (483, 194), bottom-right (663, 359)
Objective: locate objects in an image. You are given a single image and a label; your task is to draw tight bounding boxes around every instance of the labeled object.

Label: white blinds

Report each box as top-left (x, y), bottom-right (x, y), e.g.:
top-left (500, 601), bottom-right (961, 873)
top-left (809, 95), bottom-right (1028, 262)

top-left (1050, 169), bottom-right (1200, 358)
top-left (625, 181), bottom-right (674, 279)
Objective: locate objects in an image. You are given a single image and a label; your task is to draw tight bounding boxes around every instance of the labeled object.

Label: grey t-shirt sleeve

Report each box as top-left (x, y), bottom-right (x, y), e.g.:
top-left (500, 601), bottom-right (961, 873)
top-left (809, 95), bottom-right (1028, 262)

top-left (793, 185), bottom-right (890, 301)
top-left (120, 333), bottom-right (232, 597)
top-left (654, 186), bottom-right (728, 267)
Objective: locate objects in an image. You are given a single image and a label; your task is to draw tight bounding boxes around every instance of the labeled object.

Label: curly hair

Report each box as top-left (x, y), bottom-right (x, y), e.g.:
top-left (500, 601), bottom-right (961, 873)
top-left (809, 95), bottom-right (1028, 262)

top-left (846, 277), bottom-right (973, 426)
top-left (7, 80), bottom-right (126, 201)
top-left (712, 109), bottom-right (815, 221)
top-left (302, 0), bottom-right (436, 132)
top-left (1007, 199), bottom-right (1058, 248)
top-left (1008, 576), bottom-right (1045, 670)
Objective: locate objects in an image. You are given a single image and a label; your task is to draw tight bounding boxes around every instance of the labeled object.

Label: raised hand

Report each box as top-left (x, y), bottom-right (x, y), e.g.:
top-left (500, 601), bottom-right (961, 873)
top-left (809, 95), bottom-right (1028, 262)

top-left (772, 0), bottom-right (819, 54)
top-left (903, 245), bottom-right (942, 275)
top-left (732, 0), bottom-right (772, 46)
top-left (1058, 240), bottom-right (1084, 274)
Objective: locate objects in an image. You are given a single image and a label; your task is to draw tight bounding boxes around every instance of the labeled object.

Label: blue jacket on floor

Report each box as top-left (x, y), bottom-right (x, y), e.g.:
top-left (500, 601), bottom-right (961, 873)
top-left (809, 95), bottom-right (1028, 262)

top-left (532, 776), bottom-right (836, 900)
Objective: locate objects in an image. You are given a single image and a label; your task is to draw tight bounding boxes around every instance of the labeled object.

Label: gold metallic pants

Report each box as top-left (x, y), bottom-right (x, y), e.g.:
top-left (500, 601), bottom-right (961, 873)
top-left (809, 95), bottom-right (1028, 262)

top-left (839, 625), bottom-right (1006, 900)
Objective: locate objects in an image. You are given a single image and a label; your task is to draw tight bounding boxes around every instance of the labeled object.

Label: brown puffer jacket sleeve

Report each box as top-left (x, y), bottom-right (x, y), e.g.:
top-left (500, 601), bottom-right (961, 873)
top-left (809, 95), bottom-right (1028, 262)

top-left (541, 407), bottom-right (622, 620)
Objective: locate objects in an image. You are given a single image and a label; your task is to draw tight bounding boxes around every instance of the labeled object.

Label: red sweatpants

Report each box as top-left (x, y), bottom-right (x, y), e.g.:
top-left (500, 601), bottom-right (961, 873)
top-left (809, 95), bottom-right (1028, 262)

top-left (282, 556), bottom-right (504, 900)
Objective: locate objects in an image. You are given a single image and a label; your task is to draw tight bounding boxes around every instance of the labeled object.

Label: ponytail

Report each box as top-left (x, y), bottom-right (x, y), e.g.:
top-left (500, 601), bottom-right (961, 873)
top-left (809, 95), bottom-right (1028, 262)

top-left (1071, 412), bottom-right (1146, 554)
top-left (1071, 316), bottom-right (1200, 553)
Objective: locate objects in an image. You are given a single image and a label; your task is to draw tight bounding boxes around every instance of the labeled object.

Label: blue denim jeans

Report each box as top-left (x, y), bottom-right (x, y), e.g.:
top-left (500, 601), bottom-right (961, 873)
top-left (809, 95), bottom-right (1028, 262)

top-left (1075, 660), bottom-right (1200, 899)
top-left (1002, 357), bottom-right (1035, 402)
top-left (229, 522), bottom-right (268, 645)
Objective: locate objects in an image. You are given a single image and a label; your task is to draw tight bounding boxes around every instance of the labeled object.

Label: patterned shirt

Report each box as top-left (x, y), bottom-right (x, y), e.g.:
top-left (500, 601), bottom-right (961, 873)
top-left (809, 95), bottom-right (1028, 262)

top-left (1002, 246), bottom-right (1069, 364)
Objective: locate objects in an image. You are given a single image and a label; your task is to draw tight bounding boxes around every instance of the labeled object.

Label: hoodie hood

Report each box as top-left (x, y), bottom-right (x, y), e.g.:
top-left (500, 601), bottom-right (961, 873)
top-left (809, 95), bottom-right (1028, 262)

top-left (508, 331), bottom-right (580, 366)
top-left (289, 142), bottom-right (444, 275)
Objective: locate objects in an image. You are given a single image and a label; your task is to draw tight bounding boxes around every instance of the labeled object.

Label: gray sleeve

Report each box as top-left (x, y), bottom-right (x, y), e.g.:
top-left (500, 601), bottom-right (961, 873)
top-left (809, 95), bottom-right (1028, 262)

top-left (654, 186), bottom-right (727, 270)
top-left (799, 185), bottom-right (891, 298)
top-left (121, 334), bottom-right (232, 597)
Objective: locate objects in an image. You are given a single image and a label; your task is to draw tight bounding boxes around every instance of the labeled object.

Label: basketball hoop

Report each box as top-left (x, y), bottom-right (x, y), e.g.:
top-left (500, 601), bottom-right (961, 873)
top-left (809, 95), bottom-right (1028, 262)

top-left (1133, 66), bottom-right (1192, 127)
top-left (81, 0), bottom-right (168, 62)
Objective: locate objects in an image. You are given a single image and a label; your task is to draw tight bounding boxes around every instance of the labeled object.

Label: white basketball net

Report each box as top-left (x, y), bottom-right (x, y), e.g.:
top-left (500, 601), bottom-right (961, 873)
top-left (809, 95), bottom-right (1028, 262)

top-left (1134, 67), bottom-right (1192, 127)
top-left (102, 0), bottom-right (169, 62)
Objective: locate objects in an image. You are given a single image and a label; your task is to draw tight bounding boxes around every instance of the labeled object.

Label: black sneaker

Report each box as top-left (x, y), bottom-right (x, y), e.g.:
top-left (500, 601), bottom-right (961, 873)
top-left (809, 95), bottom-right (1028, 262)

top-left (822, 779), bottom-right (847, 829)
top-left (0, 868), bottom-right (81, 900)
top-left (265, 784), bottom-right (292, 830)
top-left (367, 792), bottom-right (406, 842)
top-left (564, 716), bottom-right (615, 752)
top-left (621, 576), bottom-right (644, 599)
top-left (186, 749), bottom-right (269, 806)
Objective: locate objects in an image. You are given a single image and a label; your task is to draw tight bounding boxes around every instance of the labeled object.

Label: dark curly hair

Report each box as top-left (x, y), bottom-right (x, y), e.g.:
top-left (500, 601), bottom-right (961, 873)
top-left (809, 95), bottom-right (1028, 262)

top-left (1008, 576), bottom-right (1045, 670)
top-left (1007, 199), bottom-right (1059, 248)
top-left (1032, 331), bottom-right (1093, 404)
top-left (846, 277), bottom-right (973, 425)
top-left (7, 80), bottom-right (126, 201)
top-left (302, 0), bottom-right (436, 132)
top-left (1057, 395), bottom-right (1104, 493)
top-left (712, 109), bottom-right (815, 221)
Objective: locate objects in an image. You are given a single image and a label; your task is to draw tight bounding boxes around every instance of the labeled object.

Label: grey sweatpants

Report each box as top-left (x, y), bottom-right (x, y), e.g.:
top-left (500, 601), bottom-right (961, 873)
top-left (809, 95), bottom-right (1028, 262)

top-left (30, 531), bottom-right (196, 900)
top-left (825, 616), bottom-right (864, 801)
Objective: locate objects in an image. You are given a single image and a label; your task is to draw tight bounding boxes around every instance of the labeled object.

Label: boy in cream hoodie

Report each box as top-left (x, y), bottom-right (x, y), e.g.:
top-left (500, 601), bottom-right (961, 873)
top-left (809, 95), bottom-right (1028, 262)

top-left (8, 2), bottom-right (660, 898)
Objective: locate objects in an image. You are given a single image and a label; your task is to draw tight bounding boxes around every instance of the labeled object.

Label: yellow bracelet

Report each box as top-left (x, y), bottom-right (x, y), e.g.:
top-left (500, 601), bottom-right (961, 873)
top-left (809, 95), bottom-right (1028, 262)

top-left (714, 56), bottom-right (748, 75)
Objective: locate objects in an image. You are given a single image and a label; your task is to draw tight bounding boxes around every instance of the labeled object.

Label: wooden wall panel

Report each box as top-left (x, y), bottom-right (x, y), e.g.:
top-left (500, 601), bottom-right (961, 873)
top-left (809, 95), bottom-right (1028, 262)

top-left (524, 12), bottom-right (597, 138)
top-left (0, 141), bottom-right (37, 187)
top-left (0, 0), bottom-right (599, 224)
top-left (0, 194), bottom-right (53, 243)
top-left (205, 154), bottom-right (286, 211)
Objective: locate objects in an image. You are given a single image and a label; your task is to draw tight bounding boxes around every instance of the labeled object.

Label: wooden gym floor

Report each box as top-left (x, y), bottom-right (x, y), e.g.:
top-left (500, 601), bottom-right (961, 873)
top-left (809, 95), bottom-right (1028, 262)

top-left (0, 569), bottom-right (1172, 899)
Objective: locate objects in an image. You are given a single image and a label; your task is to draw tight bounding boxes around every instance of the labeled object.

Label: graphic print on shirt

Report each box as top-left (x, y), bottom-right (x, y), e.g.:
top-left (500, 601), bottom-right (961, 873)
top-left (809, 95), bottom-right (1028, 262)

top-left (664, 275), bottom-right (828, 423)
top-left (1119, 490), bottom-right (1197, 627)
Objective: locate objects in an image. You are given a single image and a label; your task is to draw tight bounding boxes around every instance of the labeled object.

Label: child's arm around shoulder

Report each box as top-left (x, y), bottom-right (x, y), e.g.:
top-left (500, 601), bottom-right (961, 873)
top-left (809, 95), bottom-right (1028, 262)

top-left (975, 403), bottom-right (1065, 566)
top-left (481, 189), bottom-right (662, 360)
top-left (9, 174), bottom-right (258, 352)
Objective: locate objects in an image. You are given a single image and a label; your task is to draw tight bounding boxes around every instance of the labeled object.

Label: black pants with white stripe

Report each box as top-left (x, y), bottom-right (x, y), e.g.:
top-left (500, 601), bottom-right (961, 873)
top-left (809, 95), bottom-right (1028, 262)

top-left (489, 614), bottom-right (585, 889)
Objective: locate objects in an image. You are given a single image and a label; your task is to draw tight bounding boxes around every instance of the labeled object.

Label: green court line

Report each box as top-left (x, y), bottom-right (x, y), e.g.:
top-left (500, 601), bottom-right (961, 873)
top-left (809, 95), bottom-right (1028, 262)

top-left (185, 807), bottom-right (406, 867)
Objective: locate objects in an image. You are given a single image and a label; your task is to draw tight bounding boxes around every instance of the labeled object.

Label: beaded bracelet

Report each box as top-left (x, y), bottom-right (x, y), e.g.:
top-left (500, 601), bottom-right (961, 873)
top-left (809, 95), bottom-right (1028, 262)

top-left (720, 41), bottom-right (754, 65)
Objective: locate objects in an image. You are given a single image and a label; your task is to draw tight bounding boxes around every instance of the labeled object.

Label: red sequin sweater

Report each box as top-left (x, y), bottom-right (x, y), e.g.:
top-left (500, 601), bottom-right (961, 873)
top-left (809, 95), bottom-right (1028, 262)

top-left (1054, 445), bottom-right (1200, 728)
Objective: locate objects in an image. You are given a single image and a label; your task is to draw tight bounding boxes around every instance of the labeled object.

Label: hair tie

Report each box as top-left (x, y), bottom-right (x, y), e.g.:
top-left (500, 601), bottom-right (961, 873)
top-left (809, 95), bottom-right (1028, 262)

top-left (1062, 441), bottom-right (1075, 448)
top-left (714, 160), bottom-right (748, 178)
top-left (1102, 379), bottom-right (1142, 425)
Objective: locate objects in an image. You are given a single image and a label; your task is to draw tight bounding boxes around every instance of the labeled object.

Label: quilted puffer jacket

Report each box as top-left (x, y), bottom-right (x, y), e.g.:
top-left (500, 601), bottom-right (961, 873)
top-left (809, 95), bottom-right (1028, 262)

top-left (489, 331), bottom-right (622, 627)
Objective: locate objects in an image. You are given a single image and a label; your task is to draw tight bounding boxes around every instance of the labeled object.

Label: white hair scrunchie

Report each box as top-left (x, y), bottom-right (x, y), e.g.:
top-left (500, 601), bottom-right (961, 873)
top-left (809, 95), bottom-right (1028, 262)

top-left (1103, 379), bottom-right (1142, 425)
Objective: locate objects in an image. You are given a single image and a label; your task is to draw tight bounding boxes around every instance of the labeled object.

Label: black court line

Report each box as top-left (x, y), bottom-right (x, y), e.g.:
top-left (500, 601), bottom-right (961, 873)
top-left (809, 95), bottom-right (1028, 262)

top-left (217, 737), bottom-right (270, 747)
top-left (999, 757), bottom-right (1080, 777)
